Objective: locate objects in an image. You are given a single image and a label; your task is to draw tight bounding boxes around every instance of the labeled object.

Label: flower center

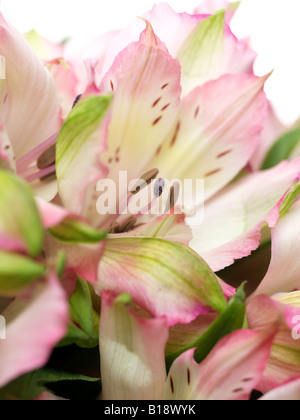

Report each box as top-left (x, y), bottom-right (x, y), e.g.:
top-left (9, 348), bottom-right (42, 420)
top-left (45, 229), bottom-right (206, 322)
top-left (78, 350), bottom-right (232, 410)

top-left (109, 168), bottom-right (177, 234)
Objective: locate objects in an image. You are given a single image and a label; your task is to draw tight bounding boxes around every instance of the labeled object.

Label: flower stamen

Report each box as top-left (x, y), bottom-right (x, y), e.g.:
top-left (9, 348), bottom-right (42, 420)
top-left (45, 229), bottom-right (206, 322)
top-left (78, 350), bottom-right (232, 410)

top-left (37, 144), bottom-right (56, 170)
top-left (109, 216), bottom-right (138, 234)
top-left (130, 168), bottom-right (159, 195)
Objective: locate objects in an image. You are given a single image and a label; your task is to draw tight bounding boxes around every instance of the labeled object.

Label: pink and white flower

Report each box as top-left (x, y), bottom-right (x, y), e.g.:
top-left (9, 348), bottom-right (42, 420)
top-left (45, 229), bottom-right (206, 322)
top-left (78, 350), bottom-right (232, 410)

top-left (99, 290), bottom-right (283, 400)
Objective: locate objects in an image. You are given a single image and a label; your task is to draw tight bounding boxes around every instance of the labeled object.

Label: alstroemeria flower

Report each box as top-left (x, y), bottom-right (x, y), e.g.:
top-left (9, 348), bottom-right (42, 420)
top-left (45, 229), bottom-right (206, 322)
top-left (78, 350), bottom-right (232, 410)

top-left (55, 13), bottom-right (300, 314)
top-left (247, 293), bottom-right (300, 392)
top-left (0, 170), bottom-right (68, 388)
top-left (99, 291), bottom-right (279, 400)
top-left (39, 190), bottom-right (227, 326)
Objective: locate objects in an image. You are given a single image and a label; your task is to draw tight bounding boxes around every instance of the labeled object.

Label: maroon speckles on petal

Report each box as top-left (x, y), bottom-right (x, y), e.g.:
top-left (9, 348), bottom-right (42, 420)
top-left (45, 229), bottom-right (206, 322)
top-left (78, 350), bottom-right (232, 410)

top-left (72, 94), bottom-right (82, 108)
top-left (204, 168), bottom-right (222, 177)
top-left (152, 116), bottom-right (163, 126)
top-left (161, 83), bottom-right (169, 90)
top-left (233, 388), bottom-right (244, 394)
top-left (152, 97), bottom-right (162, 108)
top-left (110, 80), bottom-right (114, 91)
top-left (170, 121), bottom-right (181, 147)
top-left (170, 376), bottom-right (175, 394)
top-left (217, 150), bottom-right (233, 159)
top-left (187, 369), bottom-right (191, 386)
top-left (156, 145), bottom-right (162, 156)
top-left (242, 378), bottom-right (253, 383)
top-left (161, 103), bottom-right (171, 111)
top-left (194, 106), bottom-right (200, 119)
top-left (108, 158), bottom-right (113, 164)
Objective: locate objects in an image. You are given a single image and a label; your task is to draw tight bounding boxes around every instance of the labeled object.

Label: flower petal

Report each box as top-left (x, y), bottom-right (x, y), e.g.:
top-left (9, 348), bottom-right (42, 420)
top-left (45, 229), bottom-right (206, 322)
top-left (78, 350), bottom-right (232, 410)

top-left (0, 13), bottom-right (60, 159)
top-left (151, 73), bottom-right (268, 209)
top-left (56, 95), bottom-right (112, 214)
top-left (46, 58), bottom-right (80, 119)
top-left (25, 29), bottom-right (65, 61)
top-left (99, 291), bottom-right (168, 400)
top-left (98, 21), bottom-right (181, 195)
top-left (190, 159), bottom-right (300, 271)
top-left (93, 4), bottom-right (203, 81)
top-left (165, 328), bottom-right (277, 400)
top-left (247, 294), bottom-right (300, 392)
top-left (194, 0), bottom-right (240, 23)
top-left (144, 3), bottom-right (206, 57)
top-left (252, 199), bottom-right (300, 297)
top-left (260, 377), bottom-right (300, 400)
top-left (177, 12), bottom-right (256, 94)
top-left (97, 238), bottom-right (227, 326)
top-left (0, 273), bottom-right (68, 388)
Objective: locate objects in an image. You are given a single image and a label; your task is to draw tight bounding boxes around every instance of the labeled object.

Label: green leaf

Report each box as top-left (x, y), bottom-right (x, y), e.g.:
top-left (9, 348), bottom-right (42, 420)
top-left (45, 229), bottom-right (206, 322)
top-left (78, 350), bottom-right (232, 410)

top-left (59, 278), bottom-right (99, 348)
top-left (177, 11), bottom-right (225, 79)
top-left (165, 284), bottom-right (246, 370)
top-left (0, 251), bottom-right (46, 295)
top-left (0, 170), bottom-right (43, 256)
top-left (261, 127), bottom-right (300, 170)
top-left (49, 217), bottom-right (107, 244)
top-left (0, 368), bottom-right (100, 400)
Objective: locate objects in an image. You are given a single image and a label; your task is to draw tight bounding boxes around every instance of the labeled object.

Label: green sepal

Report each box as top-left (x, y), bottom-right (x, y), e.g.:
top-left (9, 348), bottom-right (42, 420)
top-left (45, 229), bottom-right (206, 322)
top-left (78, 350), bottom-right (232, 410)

top-left (0, 251), bottom-right (46, 295)
top-left (49, 217), bottom-right (107, 244)
top-left (0, 170), bottom-right (43, 256)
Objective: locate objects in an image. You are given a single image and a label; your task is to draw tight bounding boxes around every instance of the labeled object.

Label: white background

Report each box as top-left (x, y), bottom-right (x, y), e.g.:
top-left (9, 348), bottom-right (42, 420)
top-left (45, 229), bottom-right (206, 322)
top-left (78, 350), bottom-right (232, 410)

top-left (1, 0), bottom-right (300, 125)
